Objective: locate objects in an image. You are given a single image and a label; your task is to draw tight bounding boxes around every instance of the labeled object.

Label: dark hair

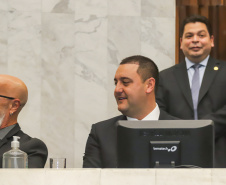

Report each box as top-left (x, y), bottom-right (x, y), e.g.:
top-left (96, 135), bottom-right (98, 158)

top-left (181, 15), bottom-right (212, 37)
top-left (120, 55), bottom-right (159, 93)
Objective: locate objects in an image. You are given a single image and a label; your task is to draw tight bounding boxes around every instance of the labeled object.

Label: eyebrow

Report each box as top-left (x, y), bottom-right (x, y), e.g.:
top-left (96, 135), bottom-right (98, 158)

top-left (185, 30), bottom-right (207, 35)
top-left (114, 77), bottom-right (131, 81)
top-left (114, 77), bottom-right (133, 83)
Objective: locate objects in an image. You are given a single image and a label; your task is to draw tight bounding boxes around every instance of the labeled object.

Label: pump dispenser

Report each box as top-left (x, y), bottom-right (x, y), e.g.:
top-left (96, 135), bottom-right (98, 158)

top-left (2, 136), bottom-right (28, 168)
top-left (11, 136), bottom-right (20, 148)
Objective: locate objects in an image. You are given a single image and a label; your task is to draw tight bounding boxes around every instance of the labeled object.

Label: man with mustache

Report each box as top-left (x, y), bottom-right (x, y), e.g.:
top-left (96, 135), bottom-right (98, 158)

top-left (0, 74), bottom-right (48, 168)
top-left (156, 15), bottom-right (226, 167)
top-left (83, 55), bottom-right (176, 168)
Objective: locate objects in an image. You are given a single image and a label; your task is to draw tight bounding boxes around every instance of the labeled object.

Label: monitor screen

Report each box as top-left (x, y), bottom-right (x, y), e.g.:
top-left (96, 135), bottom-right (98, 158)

top-left (117, 120), bottom-right (214, 168)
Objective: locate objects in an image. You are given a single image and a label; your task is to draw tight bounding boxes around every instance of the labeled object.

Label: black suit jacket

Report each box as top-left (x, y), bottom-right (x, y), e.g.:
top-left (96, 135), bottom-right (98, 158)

top-left (156, 57), bottom-right (226, 167)
top-left (83, 110), bottom-right (176, 168)
top-left (0, 123), bottom-right (48, 168)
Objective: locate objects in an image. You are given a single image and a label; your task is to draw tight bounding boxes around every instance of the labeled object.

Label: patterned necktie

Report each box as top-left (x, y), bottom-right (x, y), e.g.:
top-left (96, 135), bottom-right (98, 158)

top-left (191, 64), bottom-right (201, 120)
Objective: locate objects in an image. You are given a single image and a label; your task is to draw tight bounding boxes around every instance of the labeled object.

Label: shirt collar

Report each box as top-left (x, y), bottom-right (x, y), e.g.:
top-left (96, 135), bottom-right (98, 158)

top-left (185, 55), bottom-right (209, 70)
top-left (0, 124), bottom-right (16, 140)
top-left (126, 103), bottom-right (160, 121)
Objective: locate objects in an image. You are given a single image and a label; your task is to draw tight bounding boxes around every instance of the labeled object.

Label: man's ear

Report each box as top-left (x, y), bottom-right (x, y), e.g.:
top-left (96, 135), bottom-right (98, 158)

top-left (146, 77), bottom-right (155, 94)
top-left (10, 99), bottom-right (21, 113)
top-left (180, 37), bottom-right (183, 50)
top-left (211, 35), bottom-right (214, 47)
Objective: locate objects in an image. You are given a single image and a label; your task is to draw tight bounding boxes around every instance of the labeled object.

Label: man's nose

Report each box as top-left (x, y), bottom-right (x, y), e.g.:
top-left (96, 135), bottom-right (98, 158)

top-left (192, 35), bottom-right (199, 42)
top-left (114, 83), bottom-right (123, 93)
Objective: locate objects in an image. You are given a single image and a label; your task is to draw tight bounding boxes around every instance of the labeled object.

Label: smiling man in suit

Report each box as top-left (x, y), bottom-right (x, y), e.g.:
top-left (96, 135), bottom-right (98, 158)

top-left (0, 74), bottom-right (48, 168)
top-left (156, 15), bottom-right (226, 167)
top-left (83, 55), bottom-right (177, 168)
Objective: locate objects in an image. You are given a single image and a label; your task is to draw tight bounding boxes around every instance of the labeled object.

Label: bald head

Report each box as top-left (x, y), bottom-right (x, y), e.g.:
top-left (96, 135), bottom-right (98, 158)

top-left (0, 74), bottom-right (28, 106)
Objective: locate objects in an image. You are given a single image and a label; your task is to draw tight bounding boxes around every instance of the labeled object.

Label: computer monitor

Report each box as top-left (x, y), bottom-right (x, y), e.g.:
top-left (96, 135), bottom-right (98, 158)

top-left (117, 120), bottom-right (214, 168)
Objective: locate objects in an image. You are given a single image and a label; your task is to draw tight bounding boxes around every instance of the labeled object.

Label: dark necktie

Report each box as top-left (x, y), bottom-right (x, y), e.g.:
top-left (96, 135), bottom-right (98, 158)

top-left (191, 64), bottom-right (201, 120)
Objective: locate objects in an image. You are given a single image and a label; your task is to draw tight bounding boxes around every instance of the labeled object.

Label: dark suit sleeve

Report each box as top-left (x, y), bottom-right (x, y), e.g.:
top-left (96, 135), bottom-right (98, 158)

top-left (159, 109), bottom-right (180, 120)
top-left (201, 106), bottom-right (226, 139)
top-left (156, 74), bottom-right (181, 119)
top-left (156, 75), bottom-right (168, 111)
top-left (83, 124), bottom-right (102, 168)
top-left (22, 138), bottom-right (48, 168)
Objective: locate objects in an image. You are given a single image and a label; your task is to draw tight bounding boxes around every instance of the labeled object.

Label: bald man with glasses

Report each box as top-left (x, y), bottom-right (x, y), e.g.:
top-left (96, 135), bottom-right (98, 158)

top-left (0, 74), bottom-right (48, 168)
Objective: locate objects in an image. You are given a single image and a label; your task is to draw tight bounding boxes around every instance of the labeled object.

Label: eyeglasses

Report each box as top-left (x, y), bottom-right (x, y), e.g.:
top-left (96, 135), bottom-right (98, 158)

top-left (0, 95), bottom-right (15, 100)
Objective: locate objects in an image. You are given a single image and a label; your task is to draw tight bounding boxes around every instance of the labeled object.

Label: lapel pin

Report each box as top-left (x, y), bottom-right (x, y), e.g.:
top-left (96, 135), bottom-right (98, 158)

top-left (214, 66), bottom-right (219, 71)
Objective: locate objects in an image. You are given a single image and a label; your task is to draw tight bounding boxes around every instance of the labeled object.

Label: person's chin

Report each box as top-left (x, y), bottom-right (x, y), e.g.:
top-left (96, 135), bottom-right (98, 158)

top-left (190, 49), bottom-right (203, 56)
top-left (190, 53), bottom-right (203, 60)
top-left (118, 106), bottom-right (128, 114)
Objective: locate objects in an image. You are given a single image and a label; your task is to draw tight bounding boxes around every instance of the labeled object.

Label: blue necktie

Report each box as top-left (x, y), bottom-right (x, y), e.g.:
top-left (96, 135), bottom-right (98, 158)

top-left (191, 64), bottom-right (201, 120)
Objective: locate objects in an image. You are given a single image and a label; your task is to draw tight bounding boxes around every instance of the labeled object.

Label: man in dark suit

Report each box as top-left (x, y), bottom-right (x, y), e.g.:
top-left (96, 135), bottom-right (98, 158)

top-left (83, 55), bottom-right (177, 168)
top-left (0, 74), bottom-right (48, 168)
top-left (156, 15), bottom-right (226, 167)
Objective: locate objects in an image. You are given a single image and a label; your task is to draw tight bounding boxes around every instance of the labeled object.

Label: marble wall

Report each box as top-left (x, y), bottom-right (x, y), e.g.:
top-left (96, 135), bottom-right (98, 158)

top-left (0, 0), bottom-right (175, 167)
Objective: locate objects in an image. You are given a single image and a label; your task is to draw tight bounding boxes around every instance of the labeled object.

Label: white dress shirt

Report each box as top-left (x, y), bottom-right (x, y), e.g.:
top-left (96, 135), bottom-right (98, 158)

top-left (185, 56), bottom-right (209, 87)
top-left (127, 103), bottom-right (160, 121)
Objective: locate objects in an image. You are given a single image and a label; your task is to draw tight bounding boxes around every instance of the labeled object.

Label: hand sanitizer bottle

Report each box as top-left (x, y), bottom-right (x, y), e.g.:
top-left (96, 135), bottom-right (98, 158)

top-left (2, 136), bottom-right (28, 168)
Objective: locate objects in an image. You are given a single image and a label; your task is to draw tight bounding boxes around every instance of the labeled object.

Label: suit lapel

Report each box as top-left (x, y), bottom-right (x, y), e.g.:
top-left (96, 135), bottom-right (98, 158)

top-left (159, 109), bottom-right (168, 120)
top-left (0, 124), bottom-right (20, 148)
top-left (174, 62), bottom-right (194, 110)
top-left (198, 57), bottom-right (220, 104)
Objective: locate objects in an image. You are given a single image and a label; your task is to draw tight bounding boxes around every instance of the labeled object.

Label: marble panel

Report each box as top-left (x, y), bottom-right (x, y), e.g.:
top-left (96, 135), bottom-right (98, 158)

top-left (75, 0), bottom-right (107, 16)
top-left (107, 16), bottom-right (141, 117)
top-left (141, 0), bottom-right (175, 18)
top-left (212, 168), bottom-right (226, 185)
top-left (45, 169), bottom-right (100, 185)
top-left (0, 0), bottom-right (7, 11)
top-left (108, 16), bottom-right (141, 68)
top-left (101, 169), bottom-right (155, 185)
top-left (41, 13), bottom-right (75, 168)
top-left (0, 10), bottom-right (7, 73)
top-left (107, 63), bottom-right (120, 118)
top-left (74, 76), bottom-right (108, 167)
top-left (108, 0), bottom-right (141, 16)
top-left (141, 17), bottom-right (175, 71)
top-left (7, 11), bottom-right (42, 138)
top-left (74, 14), bottom-right (108, 167)
top-left (42, 0), bottom-right (74, 14)
top-left (8, 0), bottom-right (41, 12)
top-left (212, 169), bottom-right (226, 185)
top-left (74, 15), bottom-right (107, 76)
top-left (156, 169), bottom-right (212, 185)
top-left (0, 169), bottom-right (101, 185)
top-left (0, 169), bottom-right (45, 185)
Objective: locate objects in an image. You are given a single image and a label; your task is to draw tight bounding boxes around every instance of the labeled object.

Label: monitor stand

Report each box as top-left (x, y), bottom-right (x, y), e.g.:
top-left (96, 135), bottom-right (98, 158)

top-left (154, 161), bottom-right (175, 168)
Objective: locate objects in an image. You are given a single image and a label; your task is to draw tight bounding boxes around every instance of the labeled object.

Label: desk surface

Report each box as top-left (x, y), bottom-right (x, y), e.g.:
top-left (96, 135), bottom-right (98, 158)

top-left (0, 168), bottom-right (225, 185)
